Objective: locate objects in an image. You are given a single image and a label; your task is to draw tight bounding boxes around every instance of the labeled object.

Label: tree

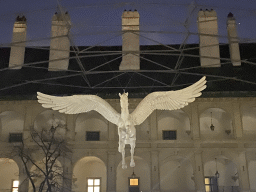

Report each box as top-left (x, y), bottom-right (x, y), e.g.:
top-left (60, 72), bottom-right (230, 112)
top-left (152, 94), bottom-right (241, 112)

top-left (15, 119), bottom-right (71, 192)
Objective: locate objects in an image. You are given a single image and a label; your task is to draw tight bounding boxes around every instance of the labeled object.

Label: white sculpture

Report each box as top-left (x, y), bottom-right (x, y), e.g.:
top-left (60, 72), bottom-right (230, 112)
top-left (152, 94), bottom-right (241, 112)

top-left (37, 76), bottom-right (206, 169)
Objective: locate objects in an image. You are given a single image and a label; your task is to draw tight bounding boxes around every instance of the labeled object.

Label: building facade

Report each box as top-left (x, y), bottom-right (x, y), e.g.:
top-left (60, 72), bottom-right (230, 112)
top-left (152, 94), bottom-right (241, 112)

top-left (0, 9), bottom-right (256, 192)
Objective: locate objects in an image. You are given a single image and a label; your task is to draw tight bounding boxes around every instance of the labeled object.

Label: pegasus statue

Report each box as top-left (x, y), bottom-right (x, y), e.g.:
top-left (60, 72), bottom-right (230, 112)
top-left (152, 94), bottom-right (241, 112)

top-left (37, 76), bottom-right (206, 169)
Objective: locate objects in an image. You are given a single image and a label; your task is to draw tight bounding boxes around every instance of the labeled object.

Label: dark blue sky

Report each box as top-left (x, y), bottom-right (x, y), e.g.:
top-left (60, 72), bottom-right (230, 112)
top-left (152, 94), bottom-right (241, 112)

top-left (0, 0), bottom-right (256, 46)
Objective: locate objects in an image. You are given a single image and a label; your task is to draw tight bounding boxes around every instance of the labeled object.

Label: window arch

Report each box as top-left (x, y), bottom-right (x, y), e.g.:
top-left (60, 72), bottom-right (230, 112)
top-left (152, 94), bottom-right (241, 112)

top-left (0, 158), bottom-right (19, 191)
top-left (73, 156), bottom-right (107, 192)
top-left (200, 108), bottom-right (233, 140)
top-left (0, 111), bottom-right (24, 142)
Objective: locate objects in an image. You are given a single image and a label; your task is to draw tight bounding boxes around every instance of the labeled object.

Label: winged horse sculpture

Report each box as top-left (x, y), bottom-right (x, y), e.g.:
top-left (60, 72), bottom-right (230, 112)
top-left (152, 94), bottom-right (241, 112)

top-left (37, 76), bottom-right (206, 169)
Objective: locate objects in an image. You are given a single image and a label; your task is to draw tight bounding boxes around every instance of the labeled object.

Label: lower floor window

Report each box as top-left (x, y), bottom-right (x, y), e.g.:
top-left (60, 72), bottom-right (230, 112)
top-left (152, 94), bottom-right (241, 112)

top-left (87, 178), bottom-right (101, 192)
top-left (12, 180), bottom-right (19, 192)
top-left (205, 177), bottom-right (218, 192)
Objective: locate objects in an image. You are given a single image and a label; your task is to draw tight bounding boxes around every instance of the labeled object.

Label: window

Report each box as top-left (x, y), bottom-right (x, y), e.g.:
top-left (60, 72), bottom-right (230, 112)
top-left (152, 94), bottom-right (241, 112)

top-left (130, 178), bottom-right (139, 186)
top-left (162, 130), bottom-right (176, 140)
top-left (9, 133), bottom-right (23, 143)
top-left (128, 177), bottom-right (140, 192)
top-left (87, 178), bottom-right (100, 192)
top-left (12, 180), bottom-right (19, 192)
top-left (205, 177), bottom-right (218, 192)
top-left (86, 131), bottom-right (100, 141)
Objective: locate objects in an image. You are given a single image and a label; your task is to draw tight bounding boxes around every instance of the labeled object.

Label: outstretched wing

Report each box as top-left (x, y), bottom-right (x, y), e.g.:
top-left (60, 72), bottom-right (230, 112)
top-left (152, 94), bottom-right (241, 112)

top-left (37, 92), bottom-right (121, 125)
top-left (130, 76), bottom-right (207, 125)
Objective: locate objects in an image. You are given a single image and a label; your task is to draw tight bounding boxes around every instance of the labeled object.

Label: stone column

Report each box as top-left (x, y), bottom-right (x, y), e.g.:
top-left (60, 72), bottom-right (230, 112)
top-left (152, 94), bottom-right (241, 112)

top-left (232, 102), bottom-right (243, 138)
top-left (191, 103), bottom-right (200, 140)
top-left (238, 152), bottom-right (250, 192)
top-left (194, 152), bottom-right (205, 192)
top-left (151, 150), bottom-right (160, 191)
top-left (107, 152), bottom-right (117, 192)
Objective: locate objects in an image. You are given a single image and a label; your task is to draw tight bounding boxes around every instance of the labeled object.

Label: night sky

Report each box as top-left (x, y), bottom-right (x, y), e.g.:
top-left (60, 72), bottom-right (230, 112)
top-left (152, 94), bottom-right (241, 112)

top-left (0, 0), bottom-right (255, 47)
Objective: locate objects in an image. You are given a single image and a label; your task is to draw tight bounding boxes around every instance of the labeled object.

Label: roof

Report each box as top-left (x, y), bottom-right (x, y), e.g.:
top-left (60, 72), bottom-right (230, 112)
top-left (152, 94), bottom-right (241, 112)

top-left (0, 43), bottom-right (255, 100)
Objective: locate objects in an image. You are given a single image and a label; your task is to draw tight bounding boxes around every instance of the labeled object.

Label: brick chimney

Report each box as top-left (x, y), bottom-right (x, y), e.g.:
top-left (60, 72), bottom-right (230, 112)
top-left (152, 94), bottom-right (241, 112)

top-left (119, 10), bottom-right (140, 70)
top-left (227, 12), bottom-right (241, 66)
top-left (48, 12), bottom-right (71, 71)
top-left (9, 16), bottom-right (27, 69)
top-left (197, 9), bottom-right (220, 67)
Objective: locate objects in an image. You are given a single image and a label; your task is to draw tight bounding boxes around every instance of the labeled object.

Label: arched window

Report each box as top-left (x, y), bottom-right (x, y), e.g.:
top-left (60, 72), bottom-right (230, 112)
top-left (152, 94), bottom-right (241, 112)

top-left (73, 156), bottom-right (107, 192)
top-left (0, 158), bottom-right (19, 191)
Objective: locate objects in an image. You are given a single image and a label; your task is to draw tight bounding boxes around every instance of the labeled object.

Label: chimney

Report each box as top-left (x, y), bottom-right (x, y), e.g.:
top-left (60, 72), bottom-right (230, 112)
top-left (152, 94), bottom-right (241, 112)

top-left (119, 10), bottom-right (140, 70)
top-left (197, 9), bottom-right (220, 67)
top-left (48, 12), bottom-right (71, 71)
top-left (227, 12), bottom-right (241, 66)
top-left (9, 16), bottom-right (27, 69)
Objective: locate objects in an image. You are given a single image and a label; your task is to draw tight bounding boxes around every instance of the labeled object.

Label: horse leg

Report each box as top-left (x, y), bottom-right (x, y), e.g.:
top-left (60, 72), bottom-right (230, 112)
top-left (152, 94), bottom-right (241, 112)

top-left (118, 127), bottom-right (122, 152)
top-left (121, 144), bottom-right (127, 169)
top-left (130, 141), bottom-right (135, 167)
top-left (118, 135), bottom-right (122, 153)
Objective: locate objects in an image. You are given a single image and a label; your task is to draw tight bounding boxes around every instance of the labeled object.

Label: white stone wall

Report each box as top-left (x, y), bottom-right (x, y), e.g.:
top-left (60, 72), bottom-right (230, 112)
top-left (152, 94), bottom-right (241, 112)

top-left (0, 97), bottom-right (255, 191)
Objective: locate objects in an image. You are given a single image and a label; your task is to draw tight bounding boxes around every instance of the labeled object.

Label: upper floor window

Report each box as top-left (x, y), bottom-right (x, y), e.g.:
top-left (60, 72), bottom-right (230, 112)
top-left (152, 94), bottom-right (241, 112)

top-left (86, 131), bottom-right (100, 141)
top-left (162, 130), bottom-right (177, 140)
top-left (87, 178), bottom-right (100, 192)
top-left (12, 180), bottom-right (19, 192)
top-left (9, 133), bottom-right (23, 143)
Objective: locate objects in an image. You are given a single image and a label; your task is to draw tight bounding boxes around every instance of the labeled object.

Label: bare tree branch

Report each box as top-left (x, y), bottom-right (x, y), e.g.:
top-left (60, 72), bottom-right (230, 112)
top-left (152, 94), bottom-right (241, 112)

top-left (14, 121), bottom-right (72, 192)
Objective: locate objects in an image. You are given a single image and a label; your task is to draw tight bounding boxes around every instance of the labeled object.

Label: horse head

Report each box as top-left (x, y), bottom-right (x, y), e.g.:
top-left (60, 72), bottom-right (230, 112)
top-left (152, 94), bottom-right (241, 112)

top-left (119, 92), bottom-right (128, 109)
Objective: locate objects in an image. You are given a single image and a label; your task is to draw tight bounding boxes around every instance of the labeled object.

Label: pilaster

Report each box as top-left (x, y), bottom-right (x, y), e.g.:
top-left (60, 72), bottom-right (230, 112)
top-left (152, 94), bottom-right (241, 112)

top-left (194, 152), bottom-right (205, 192)
top-left (150, 111), bottom-right (158, 141)
top-left (107, 151), bottom-right (117, 192)
top-left (66, 114), bottom-right (75, 141)
top-left (62, 156), bottom-right (73, 192)
top-left (23, 105), bottom-right (35, 144)
top-left (151, 150), bottom-right (160, 191)
top-left (18, 167), bottom-right (29, 192)
top-left (108, 122), bottom-right (116, 141)
top-left (238, 152), bottom-right (250, 192)
top-left (191, 103), bottom-right (200, 140)
top-left (232, 102), bottom-right (243, 138)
